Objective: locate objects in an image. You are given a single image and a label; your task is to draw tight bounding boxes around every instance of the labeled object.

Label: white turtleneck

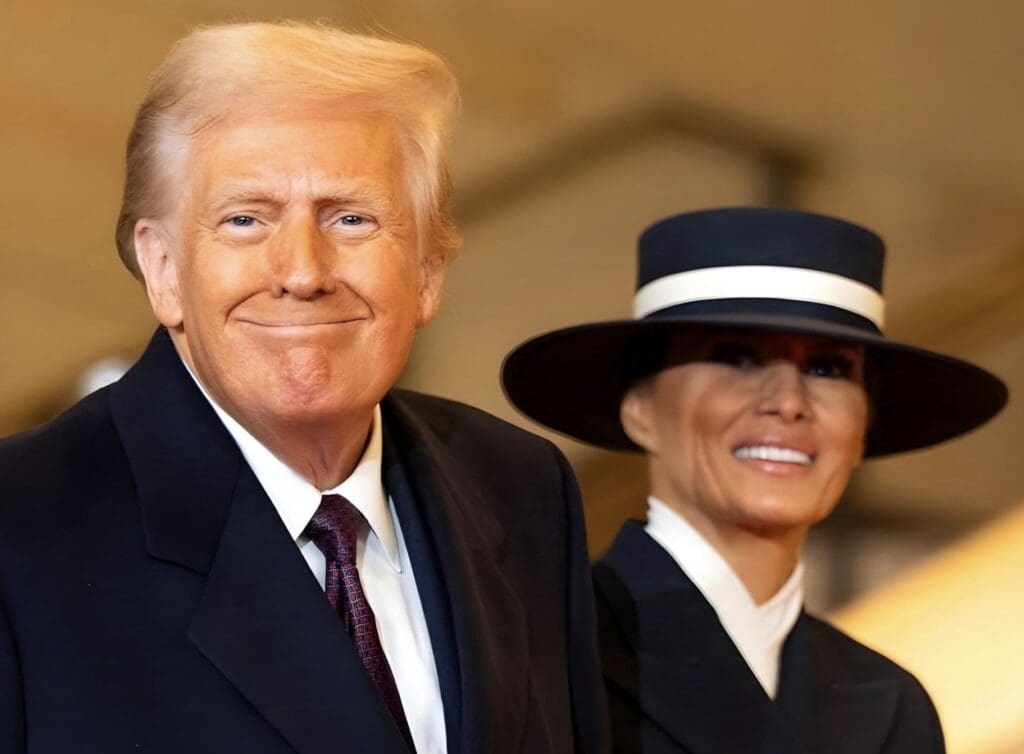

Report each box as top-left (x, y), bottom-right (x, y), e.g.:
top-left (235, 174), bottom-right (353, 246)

top-left (644, 496), bottom-right (804, 698)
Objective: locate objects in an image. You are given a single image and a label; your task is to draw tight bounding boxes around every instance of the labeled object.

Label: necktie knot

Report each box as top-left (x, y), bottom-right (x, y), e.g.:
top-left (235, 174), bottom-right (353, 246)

top-left (304, 494), bottom-right (362, 569)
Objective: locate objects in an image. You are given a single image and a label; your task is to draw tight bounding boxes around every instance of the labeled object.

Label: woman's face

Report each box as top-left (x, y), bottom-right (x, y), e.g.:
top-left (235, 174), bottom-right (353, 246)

top-left (621, 328), bottom-right (869, 541)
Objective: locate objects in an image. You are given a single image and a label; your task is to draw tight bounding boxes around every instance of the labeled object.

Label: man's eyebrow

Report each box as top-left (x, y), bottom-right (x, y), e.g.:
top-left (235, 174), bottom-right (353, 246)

top-left (316, 186), bottom-right (396, 211)
top-left (204, 189), bottom-right (284, 212)
top-left (203, 185), bottom-right (396, 212)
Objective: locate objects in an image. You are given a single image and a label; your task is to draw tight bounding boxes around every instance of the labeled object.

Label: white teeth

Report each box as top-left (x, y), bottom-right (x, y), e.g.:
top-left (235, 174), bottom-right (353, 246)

top-left (733, 446), bottom-right (812, 465)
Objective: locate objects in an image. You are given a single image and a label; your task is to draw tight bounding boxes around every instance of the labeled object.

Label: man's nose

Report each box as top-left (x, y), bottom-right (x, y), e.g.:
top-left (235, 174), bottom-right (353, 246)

top-left (755, 361), bottom-right (813, 422)
top-left (270, 217), bottom-right (336, 299)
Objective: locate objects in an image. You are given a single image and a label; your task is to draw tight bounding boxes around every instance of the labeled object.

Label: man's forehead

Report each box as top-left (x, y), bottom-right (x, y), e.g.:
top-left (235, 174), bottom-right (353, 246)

top-left (190, 109), bottom-right (400, 162)
top-left (184, 113), bottom-right (406, 208)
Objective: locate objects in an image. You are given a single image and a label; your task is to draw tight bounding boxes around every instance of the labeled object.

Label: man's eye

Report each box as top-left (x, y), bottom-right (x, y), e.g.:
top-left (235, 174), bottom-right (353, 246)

top-left (332, 214), bottom-right (378, 236)
top-left (806, 357), bottom-right (853, 379)
top-left (228, 216), bottom-right (257, 227)
top-left (708, 343), bottom-right (759, 369)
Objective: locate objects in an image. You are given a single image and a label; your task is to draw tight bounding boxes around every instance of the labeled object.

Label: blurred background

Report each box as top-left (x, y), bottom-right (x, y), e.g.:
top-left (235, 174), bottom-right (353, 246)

top-left (3, 1), bottom-right (1023, 750)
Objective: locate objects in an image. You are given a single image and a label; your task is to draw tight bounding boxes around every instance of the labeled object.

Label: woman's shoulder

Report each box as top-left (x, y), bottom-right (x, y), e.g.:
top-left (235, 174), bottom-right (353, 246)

top-left (800, 613), bottom-right (944, 723)
top-left (800, 613), bottom-right (924, 684)
top-left (799, 613), bottom-right (946, 750)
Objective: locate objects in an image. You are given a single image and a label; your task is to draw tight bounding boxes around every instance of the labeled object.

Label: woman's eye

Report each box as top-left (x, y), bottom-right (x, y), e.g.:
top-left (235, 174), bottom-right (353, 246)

top-left (806, 357), bottom-right (853, 379)
top-left (709, 343), bottom-right (759, 369)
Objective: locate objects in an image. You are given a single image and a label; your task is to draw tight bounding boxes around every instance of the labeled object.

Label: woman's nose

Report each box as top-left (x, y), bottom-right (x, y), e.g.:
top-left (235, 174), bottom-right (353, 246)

top-left (755, 361), bottom-right (813, 422)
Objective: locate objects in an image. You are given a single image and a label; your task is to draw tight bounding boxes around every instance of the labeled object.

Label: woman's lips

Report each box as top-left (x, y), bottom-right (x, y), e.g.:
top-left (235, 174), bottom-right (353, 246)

top-left (733, 445), bottom-right (813, 465)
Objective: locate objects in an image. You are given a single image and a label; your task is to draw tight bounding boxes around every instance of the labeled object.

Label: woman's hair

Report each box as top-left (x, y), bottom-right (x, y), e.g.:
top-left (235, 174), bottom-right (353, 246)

top-left (114, 21), bottom-right (461, 278)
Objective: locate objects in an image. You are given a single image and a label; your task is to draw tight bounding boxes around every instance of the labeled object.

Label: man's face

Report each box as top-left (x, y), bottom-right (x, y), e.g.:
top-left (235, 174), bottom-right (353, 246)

top-left (621, 329), bottom-right (869, 541)
top-left (137, 108), bottom-right (444, 432)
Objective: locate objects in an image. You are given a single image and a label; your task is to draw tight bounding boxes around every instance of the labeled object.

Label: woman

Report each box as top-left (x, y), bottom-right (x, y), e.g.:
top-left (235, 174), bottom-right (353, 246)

top-left (502, 208), bottom-right (1007, 753)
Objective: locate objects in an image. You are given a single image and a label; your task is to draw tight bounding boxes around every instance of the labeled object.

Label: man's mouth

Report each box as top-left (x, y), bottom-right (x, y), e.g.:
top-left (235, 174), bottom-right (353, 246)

top-left (239, 318), bottom-right (364, 328)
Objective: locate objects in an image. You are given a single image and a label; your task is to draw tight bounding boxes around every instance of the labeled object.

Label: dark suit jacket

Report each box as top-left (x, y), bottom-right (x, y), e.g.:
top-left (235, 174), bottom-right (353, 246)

top-left (0, 329), bottom-right (607, 754)
top-left (593, 522), bottom-right (945, 754)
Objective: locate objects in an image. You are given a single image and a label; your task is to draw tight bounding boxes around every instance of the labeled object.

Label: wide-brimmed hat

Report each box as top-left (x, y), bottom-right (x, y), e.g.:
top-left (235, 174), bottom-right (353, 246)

top-left (502, 207), bottom-right (1007, 456)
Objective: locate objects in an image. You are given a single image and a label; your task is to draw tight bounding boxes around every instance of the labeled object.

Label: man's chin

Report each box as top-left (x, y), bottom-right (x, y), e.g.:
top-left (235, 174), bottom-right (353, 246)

top-left (252, 392), bottom-right (368, 428)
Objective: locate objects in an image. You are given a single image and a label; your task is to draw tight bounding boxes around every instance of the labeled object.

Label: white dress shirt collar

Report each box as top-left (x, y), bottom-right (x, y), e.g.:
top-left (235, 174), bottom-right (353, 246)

top-left (644, 495), bottom-right (803, 698)
top-left (184, 365), bottom-right (400, 572)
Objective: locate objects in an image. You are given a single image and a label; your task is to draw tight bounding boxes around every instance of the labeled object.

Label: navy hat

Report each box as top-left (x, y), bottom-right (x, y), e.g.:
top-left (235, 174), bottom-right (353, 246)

top-left (502, 207), bottom-right (1008, 456)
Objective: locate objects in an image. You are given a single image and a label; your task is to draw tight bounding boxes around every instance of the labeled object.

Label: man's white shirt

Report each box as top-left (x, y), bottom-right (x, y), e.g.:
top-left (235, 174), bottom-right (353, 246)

top-left (190, 366), bottom-right (445, 754)
top-left (644, 496), bottom-right (804, 699)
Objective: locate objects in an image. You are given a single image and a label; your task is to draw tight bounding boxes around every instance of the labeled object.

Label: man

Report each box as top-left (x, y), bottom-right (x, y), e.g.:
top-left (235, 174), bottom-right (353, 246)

top-left (0, 22), bottom-right (606, 754)
top-left (504, 208), bottom-right (1007, 752)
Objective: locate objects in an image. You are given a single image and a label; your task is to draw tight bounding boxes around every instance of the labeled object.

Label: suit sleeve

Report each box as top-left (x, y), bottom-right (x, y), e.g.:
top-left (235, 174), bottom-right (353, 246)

top-left (551, 444), bottom-right (611, 754)
top-left (0, 592), bottom-right (26, 752)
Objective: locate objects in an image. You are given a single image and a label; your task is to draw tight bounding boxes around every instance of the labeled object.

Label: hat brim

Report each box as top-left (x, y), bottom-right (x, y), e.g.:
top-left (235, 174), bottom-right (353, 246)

top-left (501, 313), bottom-right (1008, 457)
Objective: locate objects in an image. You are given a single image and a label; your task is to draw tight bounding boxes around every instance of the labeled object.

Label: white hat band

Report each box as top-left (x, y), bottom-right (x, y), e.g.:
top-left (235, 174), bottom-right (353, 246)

top-left (632, 264), bottom-right (886, 329)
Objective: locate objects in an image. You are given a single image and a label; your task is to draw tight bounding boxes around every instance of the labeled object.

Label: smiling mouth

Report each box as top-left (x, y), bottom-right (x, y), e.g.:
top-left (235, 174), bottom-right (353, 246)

top-left (239, 318), bottom-right (366, 328)
top-left (733, 445), bottom-right (814, 466)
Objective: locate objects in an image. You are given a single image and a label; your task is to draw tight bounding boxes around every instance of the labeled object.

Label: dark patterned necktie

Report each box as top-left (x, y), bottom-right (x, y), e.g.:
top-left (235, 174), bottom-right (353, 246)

top-left (305, 494), bottom-right (415, 749)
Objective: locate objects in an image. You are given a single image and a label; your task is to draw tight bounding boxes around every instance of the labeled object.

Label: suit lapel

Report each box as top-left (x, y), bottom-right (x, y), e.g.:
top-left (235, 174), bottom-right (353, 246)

top-left (109, 330), bottom-right (410, 754)
top-left (382, 393), bottom-right (529, 754)
top-left (108, 329), bottom-right (239, 576)
top-left (188, 467), bottom-right (410, 754)
top-left (382, 431), bottom-right (463, 754)
top-left (597, 522), bottom-right (804, 754)
top-left (777, 615), bottom-right (900, 754)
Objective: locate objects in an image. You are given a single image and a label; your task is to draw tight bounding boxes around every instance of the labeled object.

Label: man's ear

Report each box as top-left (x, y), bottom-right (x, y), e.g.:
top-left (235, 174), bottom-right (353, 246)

top-left (620, 381), bottom-right (655, 452)
top-left (415, 247), bottom-right (447, 328)
top-left (134, 219), bottom-right (184, 329)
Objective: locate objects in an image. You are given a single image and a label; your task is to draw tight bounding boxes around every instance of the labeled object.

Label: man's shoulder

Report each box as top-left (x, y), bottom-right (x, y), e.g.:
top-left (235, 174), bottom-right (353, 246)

top-left (0, 387), bottom-right (130, 550)
top-left (0, 388), bottom-right (119, 480)
top-left (383, 389), bottom-right (575, 502)
top-left (385, 388), bottom-right (560, 454)
top-left (0, 388), bottom-right (127, 510)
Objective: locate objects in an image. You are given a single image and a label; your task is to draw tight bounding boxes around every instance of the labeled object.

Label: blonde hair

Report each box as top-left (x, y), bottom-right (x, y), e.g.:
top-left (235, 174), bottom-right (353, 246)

top-left (115, 21), bottom-right (461, 278)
